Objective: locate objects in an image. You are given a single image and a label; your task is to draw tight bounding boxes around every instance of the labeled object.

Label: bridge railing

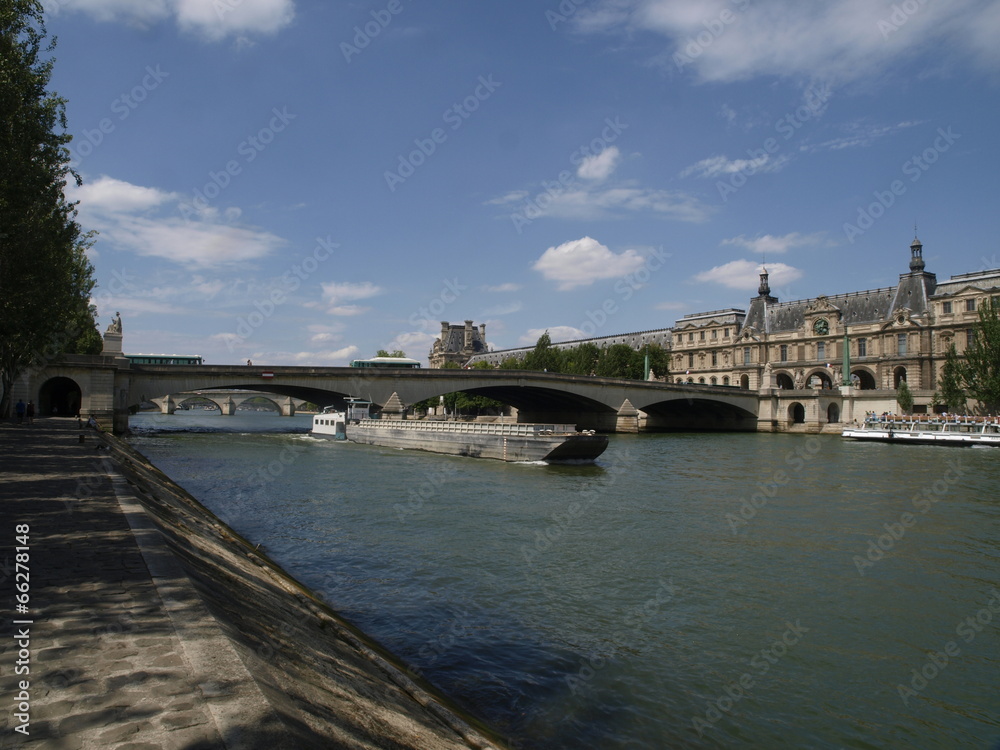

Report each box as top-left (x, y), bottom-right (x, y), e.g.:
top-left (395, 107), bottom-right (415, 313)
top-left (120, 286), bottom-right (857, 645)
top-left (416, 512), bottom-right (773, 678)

top-left (360, 419), bottom-right (580, 436)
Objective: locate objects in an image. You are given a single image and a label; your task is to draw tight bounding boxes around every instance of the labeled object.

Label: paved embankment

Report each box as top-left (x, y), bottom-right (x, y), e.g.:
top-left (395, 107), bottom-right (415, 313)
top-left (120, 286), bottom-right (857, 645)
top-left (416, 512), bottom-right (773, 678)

top-left (0, 418), bottom-right (506, 750)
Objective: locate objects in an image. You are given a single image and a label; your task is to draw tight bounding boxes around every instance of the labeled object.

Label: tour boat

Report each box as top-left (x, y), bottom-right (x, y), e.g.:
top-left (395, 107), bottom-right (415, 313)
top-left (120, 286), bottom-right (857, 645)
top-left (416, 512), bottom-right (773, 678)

top-left (842, 415), bottom-right (1000, 446)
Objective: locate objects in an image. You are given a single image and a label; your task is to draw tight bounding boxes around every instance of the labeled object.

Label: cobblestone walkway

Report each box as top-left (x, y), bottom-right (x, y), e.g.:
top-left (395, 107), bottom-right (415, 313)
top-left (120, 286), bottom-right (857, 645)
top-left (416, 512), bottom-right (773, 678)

top-left (0, 418), bottom-right (290, 750)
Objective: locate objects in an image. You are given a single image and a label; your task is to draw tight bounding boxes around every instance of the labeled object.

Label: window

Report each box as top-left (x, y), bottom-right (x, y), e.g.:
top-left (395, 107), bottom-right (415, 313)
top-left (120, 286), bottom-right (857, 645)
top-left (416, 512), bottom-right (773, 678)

top-left (942, 301), bottom-right (952, 314)
top-left (966, 298), bottom-right (976, 312)
top-left (723, 376), bottom-right (730, 386)
top-left (711, 352), bottom-right (718, 366)
top-left (688, 353), bottom-right (694, 368)
top-left (724, 328), bottom-right (730, 338)
top-left (817, 342), bottom-right (826, 360)
top-left (779, 344), bottom-right (788, 362)
top-left (711, 329), bottom-right (718, 339)
top-left (743, 347), bottom-right (751, 365)
top-left (857, 338), bottom-right (867, 357)
top-left (967, 328), bottom-right (976, 348)
top-left (688, 332), bottom-right (694, 342)
top-left (710, 377), bottom-right (717, 385)
top-left (700, 331), bottom-right (705, 341)
top-left (897, 333), bottom-right (907, 355)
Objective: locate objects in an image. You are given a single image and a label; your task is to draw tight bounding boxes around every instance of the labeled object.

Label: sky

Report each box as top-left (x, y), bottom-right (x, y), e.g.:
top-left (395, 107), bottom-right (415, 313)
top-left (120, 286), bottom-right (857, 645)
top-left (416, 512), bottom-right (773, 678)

top-left (41, 0), bottom-right (1000, 365)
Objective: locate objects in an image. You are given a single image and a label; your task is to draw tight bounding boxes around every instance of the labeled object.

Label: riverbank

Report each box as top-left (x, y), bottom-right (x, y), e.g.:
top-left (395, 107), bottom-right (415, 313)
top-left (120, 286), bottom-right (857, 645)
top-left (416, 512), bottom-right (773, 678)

top-left (0, 417), bottom-right (506, 749)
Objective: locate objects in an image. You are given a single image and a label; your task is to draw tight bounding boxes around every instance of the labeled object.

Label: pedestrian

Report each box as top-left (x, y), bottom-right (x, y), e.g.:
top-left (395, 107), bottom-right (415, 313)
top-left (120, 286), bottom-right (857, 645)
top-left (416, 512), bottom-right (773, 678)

top-left (26, 401), bottom-right (35, 425)
top-left (15, 399), bottom-right (25, 425)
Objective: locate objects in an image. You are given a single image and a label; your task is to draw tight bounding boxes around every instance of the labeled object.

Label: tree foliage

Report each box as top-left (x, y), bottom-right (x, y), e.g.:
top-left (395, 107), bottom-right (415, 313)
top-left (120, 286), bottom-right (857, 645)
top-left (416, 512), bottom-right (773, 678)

top-left (375, 349), bottom-right (407, 358)
top-left (936, 343), bottom-right (967, 413)
top-left (896, 379), bottom-right (914, 414)
top-left (496, 334), bottom-right (670, 381)
top-left (0, 1), bottom-right (100, 415)
top-left (957, 298), bottom-right (1000, 414)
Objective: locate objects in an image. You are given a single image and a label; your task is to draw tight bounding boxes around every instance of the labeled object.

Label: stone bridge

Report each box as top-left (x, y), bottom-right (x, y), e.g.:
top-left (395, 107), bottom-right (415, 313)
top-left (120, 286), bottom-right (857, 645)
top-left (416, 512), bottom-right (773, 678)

top-left (150, 390), bottom-right (311, 416)
top-left (16, 355), bottom-right (765, 434)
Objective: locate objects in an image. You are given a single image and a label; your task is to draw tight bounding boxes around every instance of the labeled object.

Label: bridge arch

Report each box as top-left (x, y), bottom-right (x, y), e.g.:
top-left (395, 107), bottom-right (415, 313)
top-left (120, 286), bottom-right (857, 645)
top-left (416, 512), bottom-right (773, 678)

top-left (39, 376), bottom-right (82, 417)
top-left (637, 395), bottom-right (758, 432)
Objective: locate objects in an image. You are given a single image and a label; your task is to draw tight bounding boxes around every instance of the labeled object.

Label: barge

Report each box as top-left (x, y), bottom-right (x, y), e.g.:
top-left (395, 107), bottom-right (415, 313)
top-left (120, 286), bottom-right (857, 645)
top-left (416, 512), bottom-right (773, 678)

top-left (842, 415), bottom-right (1000, 446)
top-left (311, 403), bottom-right (608, 462)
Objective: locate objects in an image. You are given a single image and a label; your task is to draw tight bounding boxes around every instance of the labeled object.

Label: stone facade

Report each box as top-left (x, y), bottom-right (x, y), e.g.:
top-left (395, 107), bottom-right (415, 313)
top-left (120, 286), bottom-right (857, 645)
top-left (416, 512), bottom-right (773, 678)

top-left (428, 320), bottom-right (489, 368)
top-left (466, 238), bottom-right (1000, 411)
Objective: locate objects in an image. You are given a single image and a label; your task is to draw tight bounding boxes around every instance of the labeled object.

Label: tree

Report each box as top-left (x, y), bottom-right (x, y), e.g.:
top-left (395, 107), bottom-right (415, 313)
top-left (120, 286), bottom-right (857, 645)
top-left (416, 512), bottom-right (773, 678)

top-left (896, 379), bottom-right (913, 415)
top-left (957, 298), bottom-right (1000, 414)
top-left (561, 342), bottom-right (600, 375)
top-left (375, 349), bottom-right (407, 358)
top-left (522, 331), bottom-right (560, 372)
top-left (937, 343), bottom-right (967, 413)
top-left (0, 1), bottom-right (99, 416)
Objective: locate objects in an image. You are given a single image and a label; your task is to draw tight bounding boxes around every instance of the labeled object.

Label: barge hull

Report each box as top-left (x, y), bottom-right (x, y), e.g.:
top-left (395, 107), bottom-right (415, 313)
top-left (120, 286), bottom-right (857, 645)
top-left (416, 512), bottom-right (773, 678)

top-left (345, 424), bottom-right (608, 462)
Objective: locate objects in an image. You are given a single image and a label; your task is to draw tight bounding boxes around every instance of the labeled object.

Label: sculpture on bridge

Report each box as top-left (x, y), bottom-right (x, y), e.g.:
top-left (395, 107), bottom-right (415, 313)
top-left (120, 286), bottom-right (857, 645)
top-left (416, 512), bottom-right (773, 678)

top-left (107, 311), bottom-right (122, 334)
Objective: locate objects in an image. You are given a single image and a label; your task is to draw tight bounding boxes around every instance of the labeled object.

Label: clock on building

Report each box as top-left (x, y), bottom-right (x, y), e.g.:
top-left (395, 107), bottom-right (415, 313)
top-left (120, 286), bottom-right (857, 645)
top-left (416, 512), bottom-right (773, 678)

top-left (814, 319), bottom-right (829, 335)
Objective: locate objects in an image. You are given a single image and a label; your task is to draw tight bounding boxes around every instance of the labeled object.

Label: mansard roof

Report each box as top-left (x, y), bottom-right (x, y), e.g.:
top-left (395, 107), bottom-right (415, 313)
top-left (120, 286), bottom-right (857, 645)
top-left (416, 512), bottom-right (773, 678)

top-left (930, 268), bottom-right (1000, 297)
top-left (437, 327), bottom-right (488, 354)
top-left (745, 285), bottom-right (909, 334)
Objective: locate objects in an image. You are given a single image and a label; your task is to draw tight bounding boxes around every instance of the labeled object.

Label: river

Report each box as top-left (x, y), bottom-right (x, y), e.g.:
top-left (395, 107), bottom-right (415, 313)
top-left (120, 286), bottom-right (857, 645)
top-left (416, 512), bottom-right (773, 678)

top-left (127, 411), bottom-right (1000, 749)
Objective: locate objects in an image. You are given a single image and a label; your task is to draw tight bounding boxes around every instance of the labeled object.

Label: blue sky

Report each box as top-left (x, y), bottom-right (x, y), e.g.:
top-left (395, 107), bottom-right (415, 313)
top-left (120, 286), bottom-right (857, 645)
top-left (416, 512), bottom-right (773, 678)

top-left (46, 0), bottom-right (1000, 365)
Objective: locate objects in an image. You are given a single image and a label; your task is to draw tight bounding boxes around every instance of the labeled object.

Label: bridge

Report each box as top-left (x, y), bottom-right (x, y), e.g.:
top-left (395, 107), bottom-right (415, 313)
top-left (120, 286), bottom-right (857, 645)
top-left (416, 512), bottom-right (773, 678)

top-left (150, 390), bottom-right (312, 416)
top-left (12, 329), bottom-right (892, 434)
top-left (17, 354), bottom-right (766, 434)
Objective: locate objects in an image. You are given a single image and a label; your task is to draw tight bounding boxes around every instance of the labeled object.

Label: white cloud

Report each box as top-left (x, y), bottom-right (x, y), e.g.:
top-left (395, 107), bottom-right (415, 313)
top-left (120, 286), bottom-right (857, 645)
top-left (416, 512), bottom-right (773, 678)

top-left (287, 346), bottom-right (359, 364)
top-left (68, 176), bottom-right (286, 267)
top-left (526, 185), bottom-right (712, 223)
top-left (577, 146), bottom-right (621, 181)
top-left (721, 232), bottom-right (830, 256)
top-left (519, 326), bottom-right (587, 345)
top-left (655, 300), bottom-right (688, 311)
top-left (71, 175), bottom-right (178, 212)
top-left (680, 154), bottom-right (786, 179)
top-left (483, 301), bottom-right (523, 316)
top-left (48, 0), bottom-right (295, 41)
top-left (693, 259), bottom-right (803, 290)
top-left (320, 281), bottom-right (382, 304)
top-left (574, 0), bottom-right (1000, 84)
top-left (533, 236), bottom-right (646, 290)
top-left (482, 282), bottom-right (522, 292)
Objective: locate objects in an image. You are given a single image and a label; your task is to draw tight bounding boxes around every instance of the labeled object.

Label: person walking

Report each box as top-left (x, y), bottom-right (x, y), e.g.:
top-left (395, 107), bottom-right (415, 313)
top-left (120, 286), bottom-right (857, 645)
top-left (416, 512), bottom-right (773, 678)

top-left (26, 401), bottom-right (35, 425)
top-left (15, 399), bottom-right (26, 425)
